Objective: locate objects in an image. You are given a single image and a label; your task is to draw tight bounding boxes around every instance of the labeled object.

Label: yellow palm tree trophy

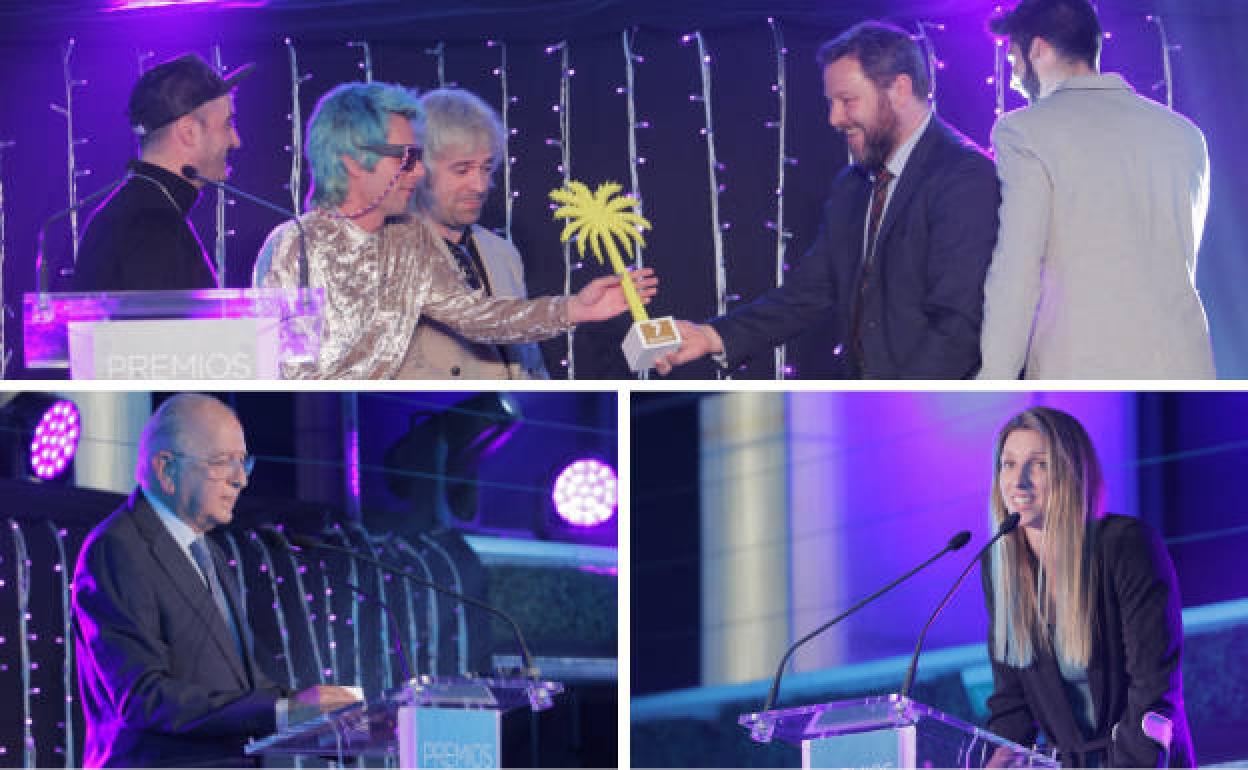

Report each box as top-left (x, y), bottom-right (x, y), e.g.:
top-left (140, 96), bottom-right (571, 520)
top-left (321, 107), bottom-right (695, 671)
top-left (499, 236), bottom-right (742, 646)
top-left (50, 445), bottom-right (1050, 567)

top-left (550, 180), bottom-right (680, 371)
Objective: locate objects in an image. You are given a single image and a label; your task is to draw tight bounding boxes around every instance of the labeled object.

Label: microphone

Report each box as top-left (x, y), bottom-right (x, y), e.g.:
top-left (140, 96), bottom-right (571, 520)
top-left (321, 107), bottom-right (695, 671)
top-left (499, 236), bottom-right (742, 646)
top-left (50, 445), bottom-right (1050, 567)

top-left (35, 176), bottom-right (127, 300)
top-left (276, 529), bottom-right (542, 680)
top-left (342, 580), bottom-right (413, 683)
top-left (899, 512), bottom-right (1021, 698)
top-left (182, 165), bottom-right (308, 289)
top-left (760, 529), bottom-right (971, 713)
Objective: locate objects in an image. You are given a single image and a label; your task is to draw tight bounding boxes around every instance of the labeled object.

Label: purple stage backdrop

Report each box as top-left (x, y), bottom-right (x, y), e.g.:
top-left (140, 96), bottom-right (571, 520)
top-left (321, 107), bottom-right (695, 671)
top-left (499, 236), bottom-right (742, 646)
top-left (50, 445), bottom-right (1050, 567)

top-left (1, 0), bottom-right (1245, 378)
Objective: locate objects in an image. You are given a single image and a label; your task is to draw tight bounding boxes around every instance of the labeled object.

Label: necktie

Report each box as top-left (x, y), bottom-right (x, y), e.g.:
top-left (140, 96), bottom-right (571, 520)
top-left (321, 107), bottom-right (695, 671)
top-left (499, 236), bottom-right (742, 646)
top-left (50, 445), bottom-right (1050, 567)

top-left (865, 168), bottom-right (894, 264)
top-left (850, 169), bottom-right (895, 375)
top-left (189, 537), bottom-right (244, 661)
top-left (447, 237), bottom-right (486, 292)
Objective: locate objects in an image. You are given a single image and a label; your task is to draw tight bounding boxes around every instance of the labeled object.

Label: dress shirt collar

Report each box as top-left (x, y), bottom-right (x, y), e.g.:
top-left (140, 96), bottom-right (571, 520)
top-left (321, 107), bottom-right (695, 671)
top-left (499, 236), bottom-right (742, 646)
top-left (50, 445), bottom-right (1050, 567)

top-left (884, 108), bottom-right (933, 181)
top-left (141, 485), bottom-right (201, 553)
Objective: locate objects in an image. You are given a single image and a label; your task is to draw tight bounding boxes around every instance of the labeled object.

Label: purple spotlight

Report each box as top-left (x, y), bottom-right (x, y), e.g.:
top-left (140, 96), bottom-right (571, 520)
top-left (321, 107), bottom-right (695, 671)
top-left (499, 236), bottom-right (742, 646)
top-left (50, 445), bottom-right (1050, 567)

top-left (552, 459), bottom-right (617, 527)
top-left (28, 401), bottom-right (80, 481)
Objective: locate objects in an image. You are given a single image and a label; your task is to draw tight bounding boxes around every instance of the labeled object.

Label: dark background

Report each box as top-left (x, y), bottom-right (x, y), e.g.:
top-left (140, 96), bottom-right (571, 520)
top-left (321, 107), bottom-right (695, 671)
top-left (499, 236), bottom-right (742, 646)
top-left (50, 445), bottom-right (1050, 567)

top-left (2, 0), bottom-right (1244, 378)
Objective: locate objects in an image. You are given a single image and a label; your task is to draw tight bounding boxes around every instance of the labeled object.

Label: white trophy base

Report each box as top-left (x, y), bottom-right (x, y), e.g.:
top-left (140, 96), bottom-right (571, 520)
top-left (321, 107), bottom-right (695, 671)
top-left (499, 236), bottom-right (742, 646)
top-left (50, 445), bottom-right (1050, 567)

top-left (622, 316), bottom-right (682, 372)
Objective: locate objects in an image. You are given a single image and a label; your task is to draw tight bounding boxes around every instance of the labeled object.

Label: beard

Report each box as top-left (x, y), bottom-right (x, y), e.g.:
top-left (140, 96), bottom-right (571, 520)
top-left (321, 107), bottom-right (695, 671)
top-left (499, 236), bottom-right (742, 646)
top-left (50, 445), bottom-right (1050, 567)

top-left (853, 96), bottom-right (902, 173)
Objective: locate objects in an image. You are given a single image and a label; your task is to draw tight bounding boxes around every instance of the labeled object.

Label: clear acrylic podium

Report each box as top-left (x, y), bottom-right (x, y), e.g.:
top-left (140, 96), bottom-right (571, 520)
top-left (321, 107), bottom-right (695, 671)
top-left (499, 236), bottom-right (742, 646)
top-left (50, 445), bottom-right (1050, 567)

top-left (22, 288), bottom-right (323, 379)
top-left (245, 676), bottom-right (564, 768)
top-left (739, 694), bottom-right (1058, 768)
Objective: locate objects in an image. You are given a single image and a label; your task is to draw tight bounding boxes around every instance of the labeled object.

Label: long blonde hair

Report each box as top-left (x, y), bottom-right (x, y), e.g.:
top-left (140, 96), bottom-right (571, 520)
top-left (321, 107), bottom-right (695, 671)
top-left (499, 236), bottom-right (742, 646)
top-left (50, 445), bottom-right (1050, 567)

top-left (989, 406), bottom-right (1104, 669)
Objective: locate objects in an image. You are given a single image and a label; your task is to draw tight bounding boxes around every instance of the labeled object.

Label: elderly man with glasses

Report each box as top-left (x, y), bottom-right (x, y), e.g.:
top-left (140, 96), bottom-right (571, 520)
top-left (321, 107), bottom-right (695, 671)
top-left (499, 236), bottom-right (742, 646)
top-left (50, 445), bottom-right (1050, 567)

top-left (72, 393), bottom-right (361, 768)
top-left (253, 81), bottom-right (656, 379)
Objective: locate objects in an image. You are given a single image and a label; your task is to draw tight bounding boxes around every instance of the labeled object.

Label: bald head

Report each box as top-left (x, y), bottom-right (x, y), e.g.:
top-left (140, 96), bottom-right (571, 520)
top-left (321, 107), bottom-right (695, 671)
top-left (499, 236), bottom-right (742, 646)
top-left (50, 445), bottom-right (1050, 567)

top-left (137, 394), bottom-right (249, 533)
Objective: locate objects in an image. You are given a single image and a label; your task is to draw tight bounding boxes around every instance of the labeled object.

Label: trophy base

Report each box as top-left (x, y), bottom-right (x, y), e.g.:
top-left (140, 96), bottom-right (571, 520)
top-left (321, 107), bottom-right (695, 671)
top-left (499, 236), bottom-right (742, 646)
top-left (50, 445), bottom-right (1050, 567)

top-left (622, 316), bottom-right (682, 372)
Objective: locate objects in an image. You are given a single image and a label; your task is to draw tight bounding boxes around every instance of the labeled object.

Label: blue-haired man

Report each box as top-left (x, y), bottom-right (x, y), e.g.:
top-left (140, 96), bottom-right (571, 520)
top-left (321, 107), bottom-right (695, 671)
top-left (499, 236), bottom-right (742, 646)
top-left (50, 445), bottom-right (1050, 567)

top-left (254, 82), bottom-right (655, 379)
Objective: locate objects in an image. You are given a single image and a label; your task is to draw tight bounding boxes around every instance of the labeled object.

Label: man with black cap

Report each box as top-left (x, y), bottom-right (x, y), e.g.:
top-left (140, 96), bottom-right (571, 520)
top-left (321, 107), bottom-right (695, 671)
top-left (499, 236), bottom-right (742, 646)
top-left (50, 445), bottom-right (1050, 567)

top-left (72, 53), bottom-right (252, 291)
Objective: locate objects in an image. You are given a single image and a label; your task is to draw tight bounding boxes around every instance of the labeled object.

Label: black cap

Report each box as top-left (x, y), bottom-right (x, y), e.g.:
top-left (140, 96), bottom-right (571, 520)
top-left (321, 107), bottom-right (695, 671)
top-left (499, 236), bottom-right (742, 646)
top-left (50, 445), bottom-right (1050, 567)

top-left (128, 53), bottom-right (254, 136)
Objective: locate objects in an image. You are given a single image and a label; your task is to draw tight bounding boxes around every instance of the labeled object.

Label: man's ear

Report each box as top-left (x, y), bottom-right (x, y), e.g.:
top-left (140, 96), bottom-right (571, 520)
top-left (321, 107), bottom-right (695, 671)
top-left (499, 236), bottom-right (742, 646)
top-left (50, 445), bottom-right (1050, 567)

top-left (171, 114), bottom-right (200, 152)
top-left (153, 452), bottom-right (178, 496)
top-left (888, 73), bottom-right (915, 106)
top-left (341, 153), bottom-right (364, 179)
top-left (1027, 37), bottom-right (1054, 68)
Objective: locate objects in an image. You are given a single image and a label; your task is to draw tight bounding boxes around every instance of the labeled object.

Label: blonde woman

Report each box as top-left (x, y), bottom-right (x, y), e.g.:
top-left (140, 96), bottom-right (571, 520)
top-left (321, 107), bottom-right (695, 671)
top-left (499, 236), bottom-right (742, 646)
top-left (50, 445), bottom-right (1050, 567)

top-left (983, 407), bottom-right (1193, 767)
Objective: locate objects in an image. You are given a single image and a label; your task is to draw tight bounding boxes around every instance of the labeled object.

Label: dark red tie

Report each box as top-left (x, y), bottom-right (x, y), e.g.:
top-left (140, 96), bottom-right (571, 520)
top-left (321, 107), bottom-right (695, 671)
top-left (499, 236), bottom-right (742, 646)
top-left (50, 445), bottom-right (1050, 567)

top-left (850, 169), bottom-right (895, 375)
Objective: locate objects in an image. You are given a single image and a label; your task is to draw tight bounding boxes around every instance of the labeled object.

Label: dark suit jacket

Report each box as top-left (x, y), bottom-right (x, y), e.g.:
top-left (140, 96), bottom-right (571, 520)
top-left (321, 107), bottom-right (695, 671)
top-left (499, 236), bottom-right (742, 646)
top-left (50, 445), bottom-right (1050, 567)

top-left (982, 516), bottom-right (1194, 767)
top-left (72, 491), bottom-right (287, 767)
top-left (712, 116), bottom-right (999, 378)
top-left (71, 161), bottom-right (217, 291)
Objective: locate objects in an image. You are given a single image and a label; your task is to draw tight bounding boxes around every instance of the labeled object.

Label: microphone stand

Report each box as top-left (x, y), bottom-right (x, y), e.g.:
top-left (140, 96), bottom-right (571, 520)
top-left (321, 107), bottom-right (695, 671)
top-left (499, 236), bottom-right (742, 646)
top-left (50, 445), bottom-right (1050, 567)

top-left (279, 531), bottom-right (542, 680)
top-left (182, 166), bottom-right (309, 290)
top-left (761, 530), bottom-right (971, 714)
top-left (35, 176), bottom-right (126, 306)
top-left (899, 513), bottom-right (1020, 698)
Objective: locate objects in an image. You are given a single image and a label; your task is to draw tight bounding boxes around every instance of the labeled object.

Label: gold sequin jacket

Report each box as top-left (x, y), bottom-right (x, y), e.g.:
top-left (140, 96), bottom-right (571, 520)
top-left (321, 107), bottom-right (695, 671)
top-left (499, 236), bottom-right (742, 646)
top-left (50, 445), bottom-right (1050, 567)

top-left (254, 211), bottom-right (571, 379)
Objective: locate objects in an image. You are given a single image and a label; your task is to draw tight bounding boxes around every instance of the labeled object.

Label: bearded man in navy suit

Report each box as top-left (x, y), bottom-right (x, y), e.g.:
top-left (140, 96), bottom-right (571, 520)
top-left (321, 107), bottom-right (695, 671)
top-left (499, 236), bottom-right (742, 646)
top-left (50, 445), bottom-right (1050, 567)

top-left (658, 21), bottom-right (1000, 379)
top-left (72, 393), bottom-right (360, 767)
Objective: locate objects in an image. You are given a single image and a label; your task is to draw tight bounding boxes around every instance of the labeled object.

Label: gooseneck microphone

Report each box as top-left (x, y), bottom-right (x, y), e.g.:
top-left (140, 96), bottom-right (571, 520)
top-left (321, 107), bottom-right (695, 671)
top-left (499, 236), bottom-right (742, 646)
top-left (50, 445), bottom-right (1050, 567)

top-left (761, 529), bottom-right (972, 713)
top-left (899, 512), bottom-right (1021, 698)
top-left (275, 529), bottom-right (541, 679)
top-left (342, 580), bottom-right (413, 683)
top-left (182, 166), bottom-right (308, 289)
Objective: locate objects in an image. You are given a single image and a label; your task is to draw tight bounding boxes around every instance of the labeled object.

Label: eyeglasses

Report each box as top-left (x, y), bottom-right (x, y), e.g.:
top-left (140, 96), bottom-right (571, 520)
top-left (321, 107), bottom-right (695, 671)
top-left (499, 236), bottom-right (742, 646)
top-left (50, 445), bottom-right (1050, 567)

top-left (359, 143), bottom-right (423, 173)
top-left (170, 451), bottom-right (256, 479)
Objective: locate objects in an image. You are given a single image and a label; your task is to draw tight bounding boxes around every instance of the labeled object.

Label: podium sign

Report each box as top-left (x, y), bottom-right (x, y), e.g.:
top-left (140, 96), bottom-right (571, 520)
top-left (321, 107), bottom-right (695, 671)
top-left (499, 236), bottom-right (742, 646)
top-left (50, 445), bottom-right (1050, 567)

top-left (245, 676), bottom-right (563, 767)
top-left (740, 694), bottom-right (1058, 769)
top-left (398, 707), bottom-right (500, 768)
top-left (69, 318), bottom-right (279, 379)
top-left (23, 288), bottom-right (322, 379)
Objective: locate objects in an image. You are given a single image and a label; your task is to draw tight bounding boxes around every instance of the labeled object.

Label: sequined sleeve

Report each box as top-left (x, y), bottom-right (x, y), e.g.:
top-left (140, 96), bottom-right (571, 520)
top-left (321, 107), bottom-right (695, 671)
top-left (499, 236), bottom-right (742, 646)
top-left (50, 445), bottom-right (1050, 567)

top-left (395, 218), bottom-right (572, 343)
top-left (257, 216), bottom-right (421, 380)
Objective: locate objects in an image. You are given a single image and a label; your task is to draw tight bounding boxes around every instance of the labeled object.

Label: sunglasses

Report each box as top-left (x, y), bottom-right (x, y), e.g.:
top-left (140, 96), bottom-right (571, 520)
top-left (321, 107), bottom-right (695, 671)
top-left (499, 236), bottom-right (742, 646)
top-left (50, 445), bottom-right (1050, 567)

top-left (359, 143), bottom-right (423, 172)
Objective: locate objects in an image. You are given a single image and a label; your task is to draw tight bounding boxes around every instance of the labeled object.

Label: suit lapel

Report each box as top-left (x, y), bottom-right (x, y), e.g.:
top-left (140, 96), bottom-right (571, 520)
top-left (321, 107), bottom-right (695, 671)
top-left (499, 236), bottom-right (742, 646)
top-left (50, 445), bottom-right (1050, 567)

top-left (872, 118), bottom-right (943, 260)
top-left (129, 494), bottom-right (250, 686)
top-left (845, 171), bottom-right (872, 294)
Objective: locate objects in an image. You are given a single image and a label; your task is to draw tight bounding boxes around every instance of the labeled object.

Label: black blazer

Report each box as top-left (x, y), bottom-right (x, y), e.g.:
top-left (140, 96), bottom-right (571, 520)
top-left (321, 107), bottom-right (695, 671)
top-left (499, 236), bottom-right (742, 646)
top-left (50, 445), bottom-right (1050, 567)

top-left (72, 491), bottom-right (287, 767)
top-left (712, 116), bottom-right (999, 378)
top-left (982, 515), bottom-right (1194, 767)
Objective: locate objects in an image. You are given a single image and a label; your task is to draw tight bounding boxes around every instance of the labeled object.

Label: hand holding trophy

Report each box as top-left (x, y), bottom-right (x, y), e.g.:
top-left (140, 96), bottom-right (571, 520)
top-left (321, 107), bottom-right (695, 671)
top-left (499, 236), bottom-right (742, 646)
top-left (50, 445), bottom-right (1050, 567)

top-left (550, 180), bottom-right (680, 372)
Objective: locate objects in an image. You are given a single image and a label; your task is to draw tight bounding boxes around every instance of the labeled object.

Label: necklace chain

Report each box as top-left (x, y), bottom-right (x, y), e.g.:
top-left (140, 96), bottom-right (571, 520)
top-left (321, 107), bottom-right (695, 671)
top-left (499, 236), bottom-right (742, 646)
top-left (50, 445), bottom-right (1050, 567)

top-left (131, 172), bottom-right (182, 213)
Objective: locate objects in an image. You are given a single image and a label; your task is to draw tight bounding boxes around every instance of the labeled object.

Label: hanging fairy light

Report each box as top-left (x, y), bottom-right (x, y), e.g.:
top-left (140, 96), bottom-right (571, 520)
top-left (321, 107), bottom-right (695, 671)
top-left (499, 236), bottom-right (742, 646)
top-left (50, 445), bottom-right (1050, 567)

top-left (1145, 15), bottom-right (1178, 109)
top-left (913, 21), bottom-right (947, 108)
top-left (347, 40), bottom-right (373, 83)
top-left (487, 39), bottom-right (516, 241)
top-left (47, 521), bottom-right (74, 767)
top-left (621, 27), bottom-right (652, 381)
top-left (211, 44), bottom-right (233, 288)
top-left (545, 40), bottom-right (577, 379)
top-left (50, 38), bottom-right (90, 270)
top-left (765, 17), bottom-right (795, 380)
top-left (681, 31), bottom-right (731, 379)
top-left (284, 38), bottom-right (312, 216)
top-left (424, 42), bottom-right (457, 89)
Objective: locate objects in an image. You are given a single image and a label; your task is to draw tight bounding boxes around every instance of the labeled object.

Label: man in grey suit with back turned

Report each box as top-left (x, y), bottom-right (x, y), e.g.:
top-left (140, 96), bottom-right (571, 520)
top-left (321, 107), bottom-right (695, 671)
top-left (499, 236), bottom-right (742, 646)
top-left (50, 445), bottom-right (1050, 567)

top-left (978, 0), bottom-right (1215, 379)
top-left (72, 394), bottom-right (359, 767)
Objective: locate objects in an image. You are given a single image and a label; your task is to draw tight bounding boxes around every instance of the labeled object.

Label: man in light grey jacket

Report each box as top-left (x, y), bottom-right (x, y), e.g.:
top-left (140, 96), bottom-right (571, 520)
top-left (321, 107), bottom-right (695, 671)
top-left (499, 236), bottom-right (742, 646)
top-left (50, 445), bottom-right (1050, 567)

top-left (978, 0), bottom-right (1215, 379)
top-left (403, 88), bottom-right (550, 379)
